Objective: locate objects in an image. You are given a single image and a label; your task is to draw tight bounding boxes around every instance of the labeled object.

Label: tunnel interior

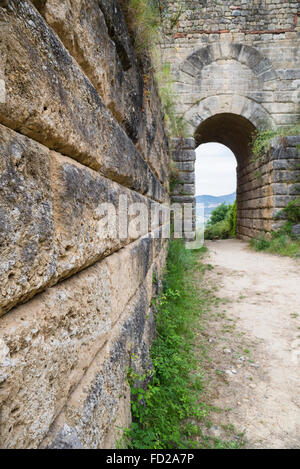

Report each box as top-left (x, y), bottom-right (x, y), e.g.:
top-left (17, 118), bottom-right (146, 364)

top-left (194, 113), bottom-right (256, 168)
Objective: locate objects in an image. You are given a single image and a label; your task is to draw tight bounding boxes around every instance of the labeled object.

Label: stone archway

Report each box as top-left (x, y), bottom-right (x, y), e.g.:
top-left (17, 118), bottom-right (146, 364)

top-left (194, 112), bottom-right (256, 239)
top-left (180, 43), bottom-right (277, 84)
top-left (169, 37), bottom-right (300, 241)
top-left (171, 108), bottom-right (299, 240)
top-left (185, 95), bottom-right (274, 134)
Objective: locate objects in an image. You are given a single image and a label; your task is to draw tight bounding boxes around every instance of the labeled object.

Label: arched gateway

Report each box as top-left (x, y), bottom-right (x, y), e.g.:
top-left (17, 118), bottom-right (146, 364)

top-left (163, 9), bottom-right (300, 239)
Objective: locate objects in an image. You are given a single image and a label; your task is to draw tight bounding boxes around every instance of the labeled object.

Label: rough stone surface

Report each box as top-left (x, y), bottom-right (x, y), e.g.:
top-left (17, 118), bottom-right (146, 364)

top-left (33, 0), bottom-right (144, 144)
top-left (49, 152), bottom-right (164, 281)
top-left (0, 124), bottom-right (56, 315)
top-left (1, 0), bottom-right (299, 451)
top-left (291, 224), bottom-right (300, 238)
top-left (0, 0), bottom-right (171, 449)
top-left (0, 126), bottom-right (167, 315)
top-left (0, 0), bottom-right (167, 202)
top-left (0, 235), bottom-right (167, 448)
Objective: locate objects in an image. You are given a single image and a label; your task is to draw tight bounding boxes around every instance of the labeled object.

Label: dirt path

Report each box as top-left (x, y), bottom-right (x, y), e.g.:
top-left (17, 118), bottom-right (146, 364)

top-left (200, 239), bottom-right (300, 449)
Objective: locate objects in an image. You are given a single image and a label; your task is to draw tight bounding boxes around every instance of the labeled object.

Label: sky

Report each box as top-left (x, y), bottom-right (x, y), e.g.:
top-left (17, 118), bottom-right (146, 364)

top-left (195, 142), bottom-right (237, 196)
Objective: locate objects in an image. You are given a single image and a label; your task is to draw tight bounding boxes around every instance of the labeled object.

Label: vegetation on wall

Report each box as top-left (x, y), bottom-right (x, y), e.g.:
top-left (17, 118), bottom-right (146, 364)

top-left (156, 63), bottom-right (188, 138)
top-left (204, 202), bottom-right (237, 240)
top-left (228, 200), bottom-right (237, 238)
top-left (122, 0), bottom-right (188, 137)
top-left (252, 122), bottom-right (300, 160)
top-left (123, 0), bottom-right (162, 55)
top-left (168, 159), bottom-right (181, 193)
top-left (250, 198), bottom-right (300, 258)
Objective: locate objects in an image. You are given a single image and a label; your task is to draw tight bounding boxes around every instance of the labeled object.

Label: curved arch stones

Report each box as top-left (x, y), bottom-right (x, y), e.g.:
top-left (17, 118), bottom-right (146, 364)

top-left (180, 43), bottom-right (277, 84)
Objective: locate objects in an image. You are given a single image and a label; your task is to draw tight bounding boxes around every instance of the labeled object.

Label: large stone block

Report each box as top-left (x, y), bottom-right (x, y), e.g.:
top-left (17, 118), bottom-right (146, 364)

top-left (50, 152), bottom-right (154, 280)
top-left (177, 172), bottom-right (195, 184)
top-left (274, 195), bottom-right (297, 208)
top-left (289, 184), bottom-right (300, 195)
top-left (0, 234), bottom-right (167, 448)
top-left (273, 159), bottom-right (300, 171)
top-left (0, 126), bottom-right (168, 315)
top-left (42, 285), bottom-right (152, 449)
top-left (33, 0), bottom-right (144, 144)
top-left (286, 136), bottom-right (300, 146)
top-left (172, 183), bottom-right (195, 196)
top-left (273, 183), bottom-right (289, 195)
top-left (172, 149), bottom-right (196, 162)
top-left (175, 161), bottom-right (195, 172)
top-left (0, 0), bottom-right (166, 202)
top-left (0, 124), bottom-right (56, 315)
top-left (274, 170), bottom-right (300, 183)
top-left (171, 138), bottom-right (195, 150)
top-left (171, 195), bottom-right (196, 206)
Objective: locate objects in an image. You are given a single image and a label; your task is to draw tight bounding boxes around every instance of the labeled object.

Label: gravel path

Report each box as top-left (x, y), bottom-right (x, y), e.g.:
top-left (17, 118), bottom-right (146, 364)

top-left (203, 239), bottom-right (300, 449)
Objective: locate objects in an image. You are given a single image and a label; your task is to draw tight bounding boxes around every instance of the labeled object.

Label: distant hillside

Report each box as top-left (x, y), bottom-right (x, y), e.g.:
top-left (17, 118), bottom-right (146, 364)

top-left (196, 192), bottom-right (236, 224)
top-left (196, 192), bottom-right (236, 206)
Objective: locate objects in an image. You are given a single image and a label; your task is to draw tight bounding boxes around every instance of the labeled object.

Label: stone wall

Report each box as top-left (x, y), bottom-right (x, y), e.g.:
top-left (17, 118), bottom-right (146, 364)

top-left (238, 135), bottom-right (300, 239)
top-left (162, 0), bottom-right (300, 238)
top-left (171, 132), bottom-right (300, 240)
top-left (0, 0), bottom-right (170, 448)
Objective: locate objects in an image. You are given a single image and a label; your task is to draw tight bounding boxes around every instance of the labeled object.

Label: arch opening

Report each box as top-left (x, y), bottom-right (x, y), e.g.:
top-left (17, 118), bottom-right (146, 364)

top-left (195, 142), bottom-right (237, 197)
top-left (194, 113), bottom-right (256, 168)
top-left (195, 142), bottom-right (237, 228)
top-left (194, 113), bottom-right (258, 239)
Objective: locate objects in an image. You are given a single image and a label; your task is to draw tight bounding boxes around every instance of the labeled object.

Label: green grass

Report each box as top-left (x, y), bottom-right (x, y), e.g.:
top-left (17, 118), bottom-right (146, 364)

top-left (156, 63), bottom-right (188, 138)
top-left (250, 231), bottom-right (300, 258)
top-left (250, 199), bottom-right (300, 258)
top-left (205, 219), bottom-right (231, 240)
top-left (123, 0), bottom-right (161, 55)
top-left (125, 240), bottom-right (241, 449)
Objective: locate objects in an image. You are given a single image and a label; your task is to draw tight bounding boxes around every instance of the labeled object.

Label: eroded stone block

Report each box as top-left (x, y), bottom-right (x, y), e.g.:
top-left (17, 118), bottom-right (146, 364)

top-left (34, 0), bottom-right (144, 144)
top-left (0, 235), bottom-right (167, 448)
top-left (0, 126), bottom-right (168, 315)
top-left (0, 0), bottom-right (166, 201)
top-left (0, 124), bottom-right (56, 315)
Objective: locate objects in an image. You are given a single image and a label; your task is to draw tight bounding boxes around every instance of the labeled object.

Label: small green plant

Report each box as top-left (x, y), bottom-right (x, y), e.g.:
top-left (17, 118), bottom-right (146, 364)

top-left (252, 122), bottom-right (300, 160)
top-left (275, 198), bottom-right (300, 224)
top-left (250, 233), bottom-right (300, 258)
top-left (227, 200), bottom-right (237, 238)
top-left (250, 197), bottom-right (300, 257)
top-left (123, 0), bottom-right (162, 55)
top-left (156, 63), bottom-right (188, 137)
top-left (122, 2), bottom-right (188, 138)
top-left (205, 219), bottom-right (231, 240)
top-left (126, 240), bottom-right (207, 449)
top-left (252, 129), bottom-right (278, 159)
top-left (207, 203), bottom-right (231, 226)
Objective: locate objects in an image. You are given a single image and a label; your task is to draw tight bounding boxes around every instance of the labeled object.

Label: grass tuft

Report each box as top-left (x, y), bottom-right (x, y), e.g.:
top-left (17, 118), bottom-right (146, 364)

top-left (250, 198), bottom-right (300, 258)
top-left (252, 122), bottom-right (300, 160)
